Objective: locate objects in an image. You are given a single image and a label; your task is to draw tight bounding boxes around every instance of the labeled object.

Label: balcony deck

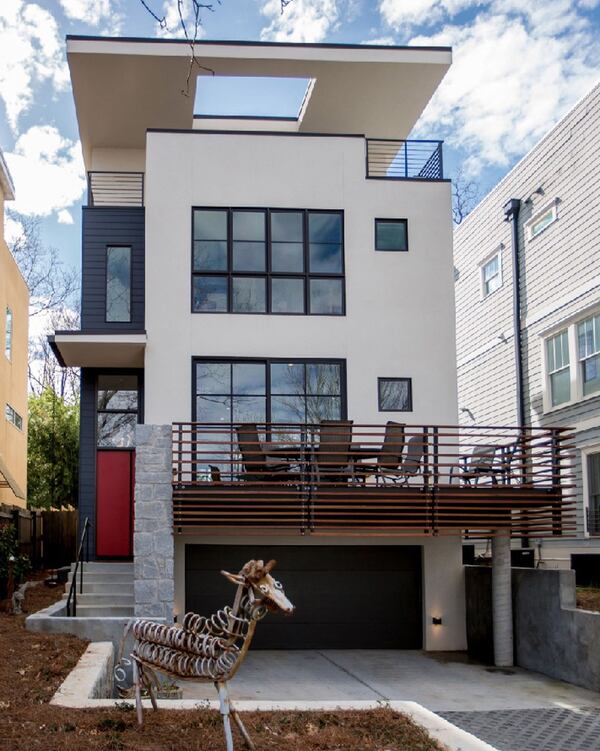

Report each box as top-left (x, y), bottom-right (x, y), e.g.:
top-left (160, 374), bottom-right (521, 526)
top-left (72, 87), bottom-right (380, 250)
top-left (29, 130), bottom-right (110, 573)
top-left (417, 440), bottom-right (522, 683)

top-left (172, 423), bottom-right (575, 538)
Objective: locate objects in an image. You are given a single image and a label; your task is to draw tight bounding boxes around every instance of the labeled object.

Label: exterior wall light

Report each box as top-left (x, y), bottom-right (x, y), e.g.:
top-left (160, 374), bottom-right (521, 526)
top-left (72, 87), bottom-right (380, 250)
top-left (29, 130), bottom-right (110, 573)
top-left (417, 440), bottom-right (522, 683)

top-left (432, 617), bottom-right (443, 626)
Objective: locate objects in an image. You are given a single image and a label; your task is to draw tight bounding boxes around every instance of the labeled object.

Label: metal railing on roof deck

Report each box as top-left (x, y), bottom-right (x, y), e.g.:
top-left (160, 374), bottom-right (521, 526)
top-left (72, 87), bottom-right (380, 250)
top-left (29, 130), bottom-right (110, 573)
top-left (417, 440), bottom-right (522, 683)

top-left (172, 422), bottom-right (575, 537)
top-left (87, 171), bottom-right (144, 207)
top-left (366, 139), bottom-right (444, 180)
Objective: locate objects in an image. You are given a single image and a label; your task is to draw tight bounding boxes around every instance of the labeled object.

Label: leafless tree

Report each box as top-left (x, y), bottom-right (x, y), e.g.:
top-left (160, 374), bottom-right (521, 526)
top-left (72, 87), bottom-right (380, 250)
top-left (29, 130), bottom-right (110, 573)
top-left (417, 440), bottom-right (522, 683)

top-left (452, 168), bottom-right (480, 225)
top-left (8, 214), bottom-right (78, 317)
top-left (8, 213), bottom-right (80, 401)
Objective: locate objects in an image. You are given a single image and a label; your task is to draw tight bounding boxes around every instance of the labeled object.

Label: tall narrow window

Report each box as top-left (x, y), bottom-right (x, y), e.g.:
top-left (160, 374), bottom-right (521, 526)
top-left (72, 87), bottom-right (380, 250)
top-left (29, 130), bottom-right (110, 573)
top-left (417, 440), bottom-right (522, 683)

top-left (546, 330), bottom-right (570, 406)
top-left (481, 253), bottom-right (501, 297)
top-left (578, 314), bottom-right (600, 397)
top-left (4, 307), bottom-right (12, 360)
top-left (588, 452), bottom-right (600, 535)
top-left (106, 246), bottom-right (132, 322)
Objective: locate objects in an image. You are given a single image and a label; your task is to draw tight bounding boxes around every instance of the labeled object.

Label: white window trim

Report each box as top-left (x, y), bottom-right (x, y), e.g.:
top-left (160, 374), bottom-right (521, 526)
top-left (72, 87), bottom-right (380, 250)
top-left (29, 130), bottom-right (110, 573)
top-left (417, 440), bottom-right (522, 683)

top-left (525, 198), bottom-right (559, 241)
top-left (479, 246), bottom-right (503, 300)
top-left (582, 445), bottom-right (600, 537)
top-left (541, 305), bottom-right (600, 413)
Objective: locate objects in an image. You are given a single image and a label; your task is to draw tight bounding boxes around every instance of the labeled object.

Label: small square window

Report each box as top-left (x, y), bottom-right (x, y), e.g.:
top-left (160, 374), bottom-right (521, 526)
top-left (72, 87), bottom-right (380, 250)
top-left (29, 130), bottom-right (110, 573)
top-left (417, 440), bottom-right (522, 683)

top-left (375, 219), bottom-right (408, 252)
top-left (378, 378), bottom-right (412, 412)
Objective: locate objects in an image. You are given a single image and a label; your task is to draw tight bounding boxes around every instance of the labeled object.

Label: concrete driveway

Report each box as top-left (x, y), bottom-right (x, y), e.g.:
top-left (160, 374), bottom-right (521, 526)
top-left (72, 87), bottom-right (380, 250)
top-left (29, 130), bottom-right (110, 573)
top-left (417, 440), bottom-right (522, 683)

top-left (182, 651), bottom-right (600, 712)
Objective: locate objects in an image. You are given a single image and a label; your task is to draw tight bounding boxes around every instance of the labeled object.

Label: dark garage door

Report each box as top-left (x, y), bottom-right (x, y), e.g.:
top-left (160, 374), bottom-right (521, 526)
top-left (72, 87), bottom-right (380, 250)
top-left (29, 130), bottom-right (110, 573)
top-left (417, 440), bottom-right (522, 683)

top-left (185, 545), bottom-right (422, 649)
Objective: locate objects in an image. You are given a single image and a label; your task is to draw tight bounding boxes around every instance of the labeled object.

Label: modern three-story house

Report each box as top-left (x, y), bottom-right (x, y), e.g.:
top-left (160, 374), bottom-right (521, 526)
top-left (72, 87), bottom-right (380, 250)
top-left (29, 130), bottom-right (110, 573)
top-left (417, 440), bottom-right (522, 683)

top-left (51, 36), bottom-right (571, 653)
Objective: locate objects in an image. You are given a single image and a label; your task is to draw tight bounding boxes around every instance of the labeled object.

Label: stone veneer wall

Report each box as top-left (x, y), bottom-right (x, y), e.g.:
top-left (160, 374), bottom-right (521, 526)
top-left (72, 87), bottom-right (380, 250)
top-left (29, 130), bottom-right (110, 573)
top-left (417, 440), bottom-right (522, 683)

top-left (133, 424), bottom-right (174, 621)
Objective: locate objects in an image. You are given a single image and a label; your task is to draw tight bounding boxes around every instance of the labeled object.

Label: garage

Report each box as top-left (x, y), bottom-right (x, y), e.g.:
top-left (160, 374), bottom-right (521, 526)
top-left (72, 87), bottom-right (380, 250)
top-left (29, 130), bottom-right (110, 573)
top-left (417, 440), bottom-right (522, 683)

top-left (185, 545), bottom-right (423, 649)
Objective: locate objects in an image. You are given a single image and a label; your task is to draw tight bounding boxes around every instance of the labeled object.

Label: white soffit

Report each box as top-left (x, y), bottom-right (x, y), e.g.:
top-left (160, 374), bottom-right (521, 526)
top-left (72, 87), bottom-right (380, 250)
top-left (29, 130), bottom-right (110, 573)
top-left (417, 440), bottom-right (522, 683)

top-left (51, 333), bottom-right (146, 368)
top-left (67, 37), bottom-right (452, 167)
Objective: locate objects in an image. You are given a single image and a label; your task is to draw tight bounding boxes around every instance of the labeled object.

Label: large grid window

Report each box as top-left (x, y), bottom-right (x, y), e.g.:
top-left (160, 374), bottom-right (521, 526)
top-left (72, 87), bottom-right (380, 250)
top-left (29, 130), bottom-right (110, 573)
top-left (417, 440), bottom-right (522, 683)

top-left (192, 208), bottom-right (345, 315)
top-left (546, 330), bottom-right (570, 407)
top-left (194, 359), bottom-right (346, 424)
top-left (578, 314), bottom-right (600, 397)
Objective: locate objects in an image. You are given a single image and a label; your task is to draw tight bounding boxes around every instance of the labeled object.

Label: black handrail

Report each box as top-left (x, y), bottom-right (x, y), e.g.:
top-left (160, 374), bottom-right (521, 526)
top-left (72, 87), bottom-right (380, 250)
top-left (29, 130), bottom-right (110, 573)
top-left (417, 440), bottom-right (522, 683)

top-left (66, 517), bottom-right (91, 617)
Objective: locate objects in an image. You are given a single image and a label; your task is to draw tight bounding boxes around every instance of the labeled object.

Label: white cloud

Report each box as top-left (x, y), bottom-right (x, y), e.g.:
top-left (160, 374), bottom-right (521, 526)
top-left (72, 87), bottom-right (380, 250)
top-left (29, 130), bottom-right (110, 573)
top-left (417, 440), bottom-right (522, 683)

top-left (57, 209), bottom-right (74, 225)
top-left (380, 0), bottom-right (480, 29)
top-left (408, 4), bottom-right (600, 172)
top-left (59, 0), bottom-right (113, 25)
top-left (260, 0), bottom-right (342, 43)
top-left (4, 216), bottom-right (23, 246)
top-left (5, 126), bottom-right (86, 217)
top-left (0, 1), bottom-right (69, 130)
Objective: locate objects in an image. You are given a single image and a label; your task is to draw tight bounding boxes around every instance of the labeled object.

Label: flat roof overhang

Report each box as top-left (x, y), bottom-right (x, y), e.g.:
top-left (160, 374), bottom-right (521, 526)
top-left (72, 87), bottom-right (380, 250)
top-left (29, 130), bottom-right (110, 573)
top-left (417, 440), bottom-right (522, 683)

top-left (49, 331), bottom-right (146, 368)
top-left (66, 36), bottom-right (452, 168)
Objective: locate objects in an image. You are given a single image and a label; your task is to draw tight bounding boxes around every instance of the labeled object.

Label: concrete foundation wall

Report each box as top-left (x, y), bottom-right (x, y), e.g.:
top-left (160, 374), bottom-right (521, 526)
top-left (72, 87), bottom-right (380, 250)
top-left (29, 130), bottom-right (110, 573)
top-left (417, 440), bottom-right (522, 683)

top-left (465, 565), bottom-right (600, 692)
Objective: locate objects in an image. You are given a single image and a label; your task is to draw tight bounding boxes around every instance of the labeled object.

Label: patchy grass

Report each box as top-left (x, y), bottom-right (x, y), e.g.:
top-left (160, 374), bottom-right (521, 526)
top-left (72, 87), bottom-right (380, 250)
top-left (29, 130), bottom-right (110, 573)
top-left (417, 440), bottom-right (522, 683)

top-left (576, 586), bottom-right (600, 613)
top-left (0, 578), bottom-right (443, 751)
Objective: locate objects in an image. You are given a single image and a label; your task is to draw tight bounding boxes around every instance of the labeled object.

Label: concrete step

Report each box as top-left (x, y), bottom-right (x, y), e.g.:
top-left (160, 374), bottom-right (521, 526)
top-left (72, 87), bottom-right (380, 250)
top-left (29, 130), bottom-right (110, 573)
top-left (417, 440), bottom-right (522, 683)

top-left (71, 604), bottom-right (134, 617)
top-left (64, 580), bottom-right (134, 595)
top-left (70, 562), bottom-right (133, 574)
top-left (62, 593), bottom-right (134, 606)
top-left (67, 571), bottom-right (133, 589)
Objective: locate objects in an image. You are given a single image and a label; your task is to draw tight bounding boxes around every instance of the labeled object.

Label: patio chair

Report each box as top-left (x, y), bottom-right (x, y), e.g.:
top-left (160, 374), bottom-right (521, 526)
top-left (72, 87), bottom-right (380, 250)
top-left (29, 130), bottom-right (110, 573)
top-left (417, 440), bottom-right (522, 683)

top-left (235, 423), bottom-right (299, 483)
top-left (373, 433), bottom-right (426, 486)
top-left (314, 420), bottom-right (354, 483)
top-left (449, 445), bottom-right (502, 486)
top-left (353, 421), bottom-right (405, 485)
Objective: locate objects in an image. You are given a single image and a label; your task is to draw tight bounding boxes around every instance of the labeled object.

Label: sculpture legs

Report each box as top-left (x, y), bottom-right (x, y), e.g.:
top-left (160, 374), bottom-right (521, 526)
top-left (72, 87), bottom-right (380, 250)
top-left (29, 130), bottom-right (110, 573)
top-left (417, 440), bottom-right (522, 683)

top-left (133, 658), bottom-right (143, 726)
top-left (216, 681), bottom-right (235, 751)
top-left (232, 707), bottom-right (256, 750)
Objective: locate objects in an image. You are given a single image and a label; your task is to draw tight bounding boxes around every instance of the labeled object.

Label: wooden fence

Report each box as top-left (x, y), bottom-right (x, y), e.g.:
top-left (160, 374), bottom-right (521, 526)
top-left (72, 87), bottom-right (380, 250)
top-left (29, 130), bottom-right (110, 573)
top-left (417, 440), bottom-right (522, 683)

top-left (0, 504), bottom-right (77, 569)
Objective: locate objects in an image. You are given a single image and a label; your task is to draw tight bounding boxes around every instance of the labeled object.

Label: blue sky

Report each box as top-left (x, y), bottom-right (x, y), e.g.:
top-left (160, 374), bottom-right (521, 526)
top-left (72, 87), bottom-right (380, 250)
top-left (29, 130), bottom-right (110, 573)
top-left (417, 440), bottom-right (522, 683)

top-left (1, 0), bottom-right (599, 274)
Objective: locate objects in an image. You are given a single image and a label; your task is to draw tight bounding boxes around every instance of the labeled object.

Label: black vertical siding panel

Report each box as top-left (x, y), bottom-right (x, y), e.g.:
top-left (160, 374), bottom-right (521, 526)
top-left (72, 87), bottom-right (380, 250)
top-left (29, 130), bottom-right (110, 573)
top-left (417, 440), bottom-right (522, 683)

top-left (81, 207), bottom-right (145, 330)
top-left (79, 368), bottom-right (97, 559)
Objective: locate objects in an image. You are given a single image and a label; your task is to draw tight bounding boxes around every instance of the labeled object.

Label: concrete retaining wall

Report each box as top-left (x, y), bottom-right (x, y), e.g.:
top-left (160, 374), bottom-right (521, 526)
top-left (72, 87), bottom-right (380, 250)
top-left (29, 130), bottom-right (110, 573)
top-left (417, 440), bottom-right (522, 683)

top-left (51, 642), bottom-right (114, 705)
top-left (465, 565), bottom-right (600, 692)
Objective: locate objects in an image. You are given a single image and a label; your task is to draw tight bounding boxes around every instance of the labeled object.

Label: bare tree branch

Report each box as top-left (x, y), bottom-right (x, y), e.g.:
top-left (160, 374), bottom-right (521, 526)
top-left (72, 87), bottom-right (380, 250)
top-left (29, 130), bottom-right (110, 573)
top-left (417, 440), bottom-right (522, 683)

top-left (8, 214), bottom-right (78, 316)
top-left (452, 168), bottom-right (481, 225)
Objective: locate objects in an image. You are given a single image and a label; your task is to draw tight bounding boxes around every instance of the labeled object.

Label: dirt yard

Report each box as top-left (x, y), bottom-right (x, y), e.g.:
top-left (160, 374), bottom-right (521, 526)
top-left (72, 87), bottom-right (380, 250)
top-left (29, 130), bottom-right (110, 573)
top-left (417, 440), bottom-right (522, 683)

top-left (0, 577), bottom-right (442, 751)
top-left (576, 586), bottom-right (600, 612)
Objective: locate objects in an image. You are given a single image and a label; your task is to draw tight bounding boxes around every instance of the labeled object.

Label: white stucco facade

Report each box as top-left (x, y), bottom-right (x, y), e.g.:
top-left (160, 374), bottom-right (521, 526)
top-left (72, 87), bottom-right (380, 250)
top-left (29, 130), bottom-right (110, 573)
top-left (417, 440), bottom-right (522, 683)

top-left (142, 131), bottom-right (457, 428)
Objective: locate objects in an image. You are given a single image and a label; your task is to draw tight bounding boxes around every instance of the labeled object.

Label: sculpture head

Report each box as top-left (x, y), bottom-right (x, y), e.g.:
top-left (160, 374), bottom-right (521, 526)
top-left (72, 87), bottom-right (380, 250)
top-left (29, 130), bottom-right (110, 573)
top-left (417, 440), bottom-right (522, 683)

top-left (222, 559), bottom-right (294, 615)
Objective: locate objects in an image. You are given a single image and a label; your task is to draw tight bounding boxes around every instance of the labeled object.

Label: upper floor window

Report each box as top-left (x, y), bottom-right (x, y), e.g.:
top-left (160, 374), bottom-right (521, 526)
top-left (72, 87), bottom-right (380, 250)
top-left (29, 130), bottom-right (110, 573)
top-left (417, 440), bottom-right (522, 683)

top-left (527, 201), bottom-right (558, 240)
top-left (481, 253), bottom-right (502, 298)
top-left (106, 246), bottom-right (132, 323)
top-left (192, 208), bottom-right (345, 316)
top-left (5, 403), bottom-right (23, 431)
top-left (97, 373), bottom-right (139, 447)
top-left (375, 219), bottom-right (408, 252)
top-left (578, 314), bottom-right (600, 397)
top-left (4, 307), bottom-right (12, 360)
top-left (546, 330), bottom-right (570, 407)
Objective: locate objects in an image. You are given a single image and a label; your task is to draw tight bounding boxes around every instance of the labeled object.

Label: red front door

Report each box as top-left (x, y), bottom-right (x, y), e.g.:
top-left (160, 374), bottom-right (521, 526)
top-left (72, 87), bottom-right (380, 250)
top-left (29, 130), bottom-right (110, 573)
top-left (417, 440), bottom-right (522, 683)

top-left (96, 450), bottom-right (135, 558)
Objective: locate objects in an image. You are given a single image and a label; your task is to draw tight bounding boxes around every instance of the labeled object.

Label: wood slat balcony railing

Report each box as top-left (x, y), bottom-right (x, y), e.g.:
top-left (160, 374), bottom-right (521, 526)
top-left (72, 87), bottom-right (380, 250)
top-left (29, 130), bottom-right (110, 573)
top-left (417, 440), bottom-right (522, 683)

top-left (172, 422), bottom-right (576, 538)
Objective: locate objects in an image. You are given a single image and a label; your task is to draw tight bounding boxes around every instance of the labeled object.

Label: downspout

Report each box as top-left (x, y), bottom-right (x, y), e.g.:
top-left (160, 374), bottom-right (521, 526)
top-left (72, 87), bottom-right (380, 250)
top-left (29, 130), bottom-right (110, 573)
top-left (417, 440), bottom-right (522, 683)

top-left (503, 198), bottom-right (525, 428)
top-left (504, 198), bottom-right (529, 552)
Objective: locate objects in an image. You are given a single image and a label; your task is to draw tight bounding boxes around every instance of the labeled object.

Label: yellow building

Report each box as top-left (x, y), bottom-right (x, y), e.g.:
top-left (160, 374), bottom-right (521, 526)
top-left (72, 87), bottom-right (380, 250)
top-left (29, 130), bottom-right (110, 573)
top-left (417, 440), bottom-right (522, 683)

top-left (0, 148), bottom-right (28, 506)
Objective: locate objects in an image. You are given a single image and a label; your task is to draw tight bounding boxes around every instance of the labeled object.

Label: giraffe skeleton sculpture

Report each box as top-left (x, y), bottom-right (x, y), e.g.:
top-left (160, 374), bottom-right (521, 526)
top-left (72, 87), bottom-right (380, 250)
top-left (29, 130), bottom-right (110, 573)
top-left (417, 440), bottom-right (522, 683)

top-left (128, 559), bottom-right (294, 751)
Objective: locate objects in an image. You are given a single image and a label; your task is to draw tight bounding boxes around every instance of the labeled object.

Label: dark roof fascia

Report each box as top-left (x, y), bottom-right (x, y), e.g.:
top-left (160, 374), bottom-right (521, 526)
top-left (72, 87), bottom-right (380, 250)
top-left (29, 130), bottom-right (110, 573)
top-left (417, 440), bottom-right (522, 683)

top-left (147, 128), bottom-right (366, 139)
top-left (193, 114), bottom-right (299, 122)
top-left (66, 35), bottom-right (452, 53)
top-left (52, 329), bottom-right (147, 336)
top-left (47, 336), bottom-right (66, 368)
